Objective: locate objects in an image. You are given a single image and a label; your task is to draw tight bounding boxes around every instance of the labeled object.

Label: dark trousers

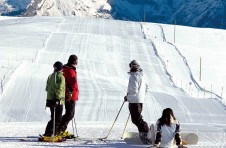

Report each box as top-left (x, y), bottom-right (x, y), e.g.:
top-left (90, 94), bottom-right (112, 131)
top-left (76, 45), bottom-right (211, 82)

top-left (44, 105), bottom-right (63, 136)
top-left (58, 100), bottom-right (75, 132)
top-left (129, 103), bottom-right (149, 133)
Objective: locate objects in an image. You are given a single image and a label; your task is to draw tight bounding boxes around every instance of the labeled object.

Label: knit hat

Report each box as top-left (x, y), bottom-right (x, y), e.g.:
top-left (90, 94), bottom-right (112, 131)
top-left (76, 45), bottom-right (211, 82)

top-left (53, 61), bottom-right (63, 71)
top-left (129, 60), bottom-right (140, 69)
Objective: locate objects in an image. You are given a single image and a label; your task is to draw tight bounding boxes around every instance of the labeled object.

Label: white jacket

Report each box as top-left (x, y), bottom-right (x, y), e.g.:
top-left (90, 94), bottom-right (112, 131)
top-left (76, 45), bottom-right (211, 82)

top-left (126, 71), bottom-right (147, 103)
top-left (156, 119), bottom-right (181, 148)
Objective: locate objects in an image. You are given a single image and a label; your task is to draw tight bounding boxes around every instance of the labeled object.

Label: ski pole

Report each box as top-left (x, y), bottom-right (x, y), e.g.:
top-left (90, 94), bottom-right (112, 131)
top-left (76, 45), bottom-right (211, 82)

top-left (99, 100), bottom-right (126, 140)
top-left (74, 117), bottom-right (79, 137)
top-left (72, 117), bottom-right (75, 140)
top-left (72, 117), bottom-right (79, 141)
top-left (121, 113), bottom-right (130, 139)
top-left (52, 107), bottom-right (56, 142)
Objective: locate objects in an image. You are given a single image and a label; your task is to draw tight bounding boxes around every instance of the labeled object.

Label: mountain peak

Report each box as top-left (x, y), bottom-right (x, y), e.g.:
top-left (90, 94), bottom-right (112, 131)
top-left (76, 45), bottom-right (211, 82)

top-left (23, 0), bottom-right (112, 18)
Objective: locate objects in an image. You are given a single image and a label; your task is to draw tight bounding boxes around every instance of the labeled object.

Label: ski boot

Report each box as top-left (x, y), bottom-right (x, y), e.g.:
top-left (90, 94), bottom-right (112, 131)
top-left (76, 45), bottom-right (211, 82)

top-left (59, 131), bottom-right (76, 139)
top-left (139, 132), bottom-right (152, 145)
top-left (38, 135), bottom-right (65, 142)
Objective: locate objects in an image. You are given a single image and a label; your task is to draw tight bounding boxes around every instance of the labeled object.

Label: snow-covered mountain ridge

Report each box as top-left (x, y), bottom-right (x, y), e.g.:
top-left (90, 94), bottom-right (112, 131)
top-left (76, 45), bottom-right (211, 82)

top-left (109, 0), bottom-right (226, 29)
top-left (0, 0), bottom-right (30, 15)
top-left (0, 0), bottom-right (225, 29)
top-left (24, 0), bottom-right (111, 18)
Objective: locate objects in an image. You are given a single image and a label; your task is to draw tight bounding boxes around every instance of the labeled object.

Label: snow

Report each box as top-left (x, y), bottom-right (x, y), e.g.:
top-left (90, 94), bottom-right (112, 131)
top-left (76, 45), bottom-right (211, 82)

top-left (24, 0), bottom-right (111, 18)
top-left (0, 0), bottom-right (14, 15)
top-left (0, 16), bottom-right (226, 147)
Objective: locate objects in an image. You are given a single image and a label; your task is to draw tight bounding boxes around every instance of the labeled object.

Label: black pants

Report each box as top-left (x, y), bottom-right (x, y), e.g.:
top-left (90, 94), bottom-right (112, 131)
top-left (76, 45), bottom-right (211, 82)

top-left (58, 100), bottom-right (75, 132)
top-left (44, 105), bottom-right (63, 136)
top-left (129, 103), bottom-right (149, 133)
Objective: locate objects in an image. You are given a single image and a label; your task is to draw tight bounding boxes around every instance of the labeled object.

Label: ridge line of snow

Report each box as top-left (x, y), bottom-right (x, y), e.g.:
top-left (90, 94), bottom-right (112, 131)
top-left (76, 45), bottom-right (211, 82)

top-left (158, 24), bottom-right (222, 101)
top-left (34, 18), bottom-right (65, 63)
top-left (158, 25), bottom-right (166, 42)
top-left (24, 76), bottom-right (32, 122)
top-left (0, 62), bottom-right (26, 122)
top-left (140, 23), bottom-right (179, 90)
top-left (167, 42), bottom-right (221, 99)
top-left (37, 0), bottom-right (48, 11)
top-left (141, 22), bottom-right (224, 104)
top-left (140, 23), bottom-right (193, 121)
top-left (0, 61), bottom-right (24, 100)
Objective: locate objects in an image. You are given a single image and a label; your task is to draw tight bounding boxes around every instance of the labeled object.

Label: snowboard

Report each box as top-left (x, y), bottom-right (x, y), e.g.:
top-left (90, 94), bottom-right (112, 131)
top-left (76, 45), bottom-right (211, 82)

top-left (180, 133), bottom-right (198, 145)
top-left (124, 132), bottom-right (198, 146)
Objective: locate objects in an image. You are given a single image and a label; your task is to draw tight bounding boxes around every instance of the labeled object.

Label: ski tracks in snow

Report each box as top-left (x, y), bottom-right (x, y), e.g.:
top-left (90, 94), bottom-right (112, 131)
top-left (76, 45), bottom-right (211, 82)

top-left (158, 25), bottom-right (221, 100)
top-left (140, 22), bottom-right (220, 100)
top-left (34, 18), bottom-right (66, 63)
top-left (24, 75), bottom-right (32, 122)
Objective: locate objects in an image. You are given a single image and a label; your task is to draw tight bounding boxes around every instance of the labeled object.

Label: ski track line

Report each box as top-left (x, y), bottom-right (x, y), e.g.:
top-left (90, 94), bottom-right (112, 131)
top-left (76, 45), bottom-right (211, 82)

top-left (141, 23), bottom-right (183, 91)
top-left (149, 93), bottom-right (162, 121)
top-left (158, 24), bottom-right (222, 100)
top-left (84, 33), bottom-right (96, 121)
top-left (35, 18), bottom-right (65, 63)
top-left (158, 25), bottom-right (166, 42)
top-left (65, 20), bottom-right (76, 60)
top-left (139, 23), bottom-right (193, 121)
top-left (0, 62), bottom-right (24, 98)
top-left (24, 75), bottom-right (32, 122)
top-left (59, 31), bottom-right (69, 61)
top-left (167, 42), bottom-right (221, 99)
top-left (2, 63), bottom-right (25, 121)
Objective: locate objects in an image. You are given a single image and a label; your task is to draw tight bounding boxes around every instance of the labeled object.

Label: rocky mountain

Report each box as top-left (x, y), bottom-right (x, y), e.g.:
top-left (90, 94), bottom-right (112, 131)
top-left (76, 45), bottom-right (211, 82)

top-left (0, 0), bottom-right (13, 15)
top-left (109, 0), bottom-right (226, 29)
top-left (23, 0), bottom-right (111, 18)
top-left (0, 0), bottom-right (225, 29)
top-left (0, 0), bottom-right (30, 15)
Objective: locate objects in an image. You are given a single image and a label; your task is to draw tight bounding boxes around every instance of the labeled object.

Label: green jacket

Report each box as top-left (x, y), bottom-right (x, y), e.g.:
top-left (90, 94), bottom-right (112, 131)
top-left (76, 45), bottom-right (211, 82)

top-left (46, 71), bottom-right (65, 105)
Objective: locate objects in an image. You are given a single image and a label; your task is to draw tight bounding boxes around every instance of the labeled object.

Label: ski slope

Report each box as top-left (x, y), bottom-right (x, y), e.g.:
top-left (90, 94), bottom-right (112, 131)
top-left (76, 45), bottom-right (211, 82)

top-left (0, 16), bottom-right (226, 147)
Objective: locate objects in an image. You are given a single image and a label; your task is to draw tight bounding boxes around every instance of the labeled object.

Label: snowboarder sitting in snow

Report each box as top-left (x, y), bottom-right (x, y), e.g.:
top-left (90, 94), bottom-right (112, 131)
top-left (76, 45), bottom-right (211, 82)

top-left (154, 108), bottom-right (184, 148)
top-left (124, 60), bottom-right (151, 144)
top-left (41, 61), bottom-right (65, 142)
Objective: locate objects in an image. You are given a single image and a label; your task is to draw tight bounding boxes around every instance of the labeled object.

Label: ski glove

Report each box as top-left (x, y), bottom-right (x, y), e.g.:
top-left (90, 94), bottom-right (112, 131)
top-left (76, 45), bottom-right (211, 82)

top-left (124, 96), bottom-right (127, 102)
top-left (53, 99), bottom-right (60, 107)
top-left (46, 99), bottom-right (60, 107)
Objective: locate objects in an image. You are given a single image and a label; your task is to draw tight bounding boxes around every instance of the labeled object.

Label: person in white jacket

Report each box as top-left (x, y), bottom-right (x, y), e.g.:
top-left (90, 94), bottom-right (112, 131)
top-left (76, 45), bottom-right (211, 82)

top-left (124, 60), bottom-right (150, 144)
top-left (154, 108), bottom-right (184, 148)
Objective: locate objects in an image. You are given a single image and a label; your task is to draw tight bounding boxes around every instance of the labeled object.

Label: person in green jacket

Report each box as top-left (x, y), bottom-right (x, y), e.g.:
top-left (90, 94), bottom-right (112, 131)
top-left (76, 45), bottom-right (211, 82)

top-left (41, 61), bottom-right (66, 142)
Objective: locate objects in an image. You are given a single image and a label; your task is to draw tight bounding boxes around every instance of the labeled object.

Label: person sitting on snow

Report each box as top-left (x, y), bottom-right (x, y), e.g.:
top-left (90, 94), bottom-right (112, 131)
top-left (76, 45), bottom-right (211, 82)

top-left (153, 108), bottom-right (185, 148)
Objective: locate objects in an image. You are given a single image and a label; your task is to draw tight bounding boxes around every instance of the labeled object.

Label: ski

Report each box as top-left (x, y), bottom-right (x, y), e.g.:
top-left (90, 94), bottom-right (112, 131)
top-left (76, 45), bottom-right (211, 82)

top-left (19, 135), bottom-right (108, 142)
top-left (19, 135), bottom-right (39, 141)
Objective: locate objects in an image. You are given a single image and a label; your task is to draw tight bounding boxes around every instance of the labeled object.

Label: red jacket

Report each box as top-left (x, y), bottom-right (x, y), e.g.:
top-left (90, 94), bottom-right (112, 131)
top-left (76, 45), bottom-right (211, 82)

top-left (63, 64), bottom-right (78, 101)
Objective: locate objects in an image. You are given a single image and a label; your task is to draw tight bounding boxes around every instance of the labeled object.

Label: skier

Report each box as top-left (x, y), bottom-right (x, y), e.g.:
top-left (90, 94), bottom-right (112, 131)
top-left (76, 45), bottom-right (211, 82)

top-left (41, 61), bottom-right (65, 142)
top-left (153, 108), bottom-right (184, 148)
top-left (124, 60), bottom-right (151, 144)
top-left (58, 54), bottom-right (79, 139)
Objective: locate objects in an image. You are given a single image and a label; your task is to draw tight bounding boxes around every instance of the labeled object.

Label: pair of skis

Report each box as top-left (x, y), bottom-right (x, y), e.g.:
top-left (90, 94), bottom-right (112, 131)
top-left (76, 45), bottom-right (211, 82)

top-left (20, 101), bottom-right (127, 143)
top-left (19, 134), bottom-right (108, 142)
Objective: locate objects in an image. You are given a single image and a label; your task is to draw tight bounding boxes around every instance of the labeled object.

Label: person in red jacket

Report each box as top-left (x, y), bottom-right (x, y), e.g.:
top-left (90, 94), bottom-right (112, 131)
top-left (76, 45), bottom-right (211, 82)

top-left (58, 54), bottom-right (78, 138)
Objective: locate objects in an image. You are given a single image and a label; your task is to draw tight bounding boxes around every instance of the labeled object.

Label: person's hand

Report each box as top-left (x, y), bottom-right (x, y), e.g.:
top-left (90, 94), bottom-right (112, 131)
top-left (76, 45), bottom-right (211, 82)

top-left (124, 96), bottom-right (127, 102)
top-left (178, 145), bottom-right (187, 148)
top-left (54, 99), bottom-right (60, 107)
